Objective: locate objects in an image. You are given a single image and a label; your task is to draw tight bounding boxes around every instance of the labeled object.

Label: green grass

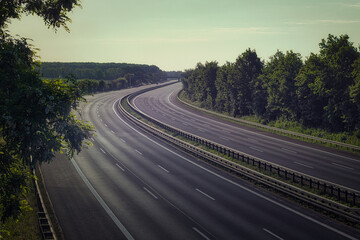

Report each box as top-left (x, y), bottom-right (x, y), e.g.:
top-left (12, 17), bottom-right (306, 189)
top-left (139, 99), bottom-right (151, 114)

top-left (244, 115), bottom-right (360, 147)
top-left (122, 95), bottom-right (359, 207)
top-left (1, 176), bottom-right (42, 240)
top-left (179, 91), bottom-right (360, 153)
top-left (121, 94), bottom-right (360, 227)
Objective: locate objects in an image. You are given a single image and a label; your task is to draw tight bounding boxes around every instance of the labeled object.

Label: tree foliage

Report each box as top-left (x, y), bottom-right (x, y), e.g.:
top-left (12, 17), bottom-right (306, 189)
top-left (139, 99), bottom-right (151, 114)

top-left (0, 0), bottom-right (80, 31)
top-left (182, 34), bottom-right (360, 133)
top-left (39, 62), bottom-right (166, 84)
top-left (0, 30), bottom-right (93, 224)
top-left (1, 0), bottom-right (92, 231)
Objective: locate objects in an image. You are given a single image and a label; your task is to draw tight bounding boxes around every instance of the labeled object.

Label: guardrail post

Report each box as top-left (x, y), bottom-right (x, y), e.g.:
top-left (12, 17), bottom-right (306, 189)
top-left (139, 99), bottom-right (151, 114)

top-left (352, 193), bottom-right (355, 206)
top-left (124, 93), bottom-right (360, 216)
top-left (345, 191), bottom-right (348, 203)
top-left (330, 185), bottom-right (333, 196)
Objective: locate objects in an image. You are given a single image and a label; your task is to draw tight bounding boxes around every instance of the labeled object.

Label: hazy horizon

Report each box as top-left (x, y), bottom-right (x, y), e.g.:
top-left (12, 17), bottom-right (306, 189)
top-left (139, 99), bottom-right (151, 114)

top-left (8, 0), bottom-right (360, 71)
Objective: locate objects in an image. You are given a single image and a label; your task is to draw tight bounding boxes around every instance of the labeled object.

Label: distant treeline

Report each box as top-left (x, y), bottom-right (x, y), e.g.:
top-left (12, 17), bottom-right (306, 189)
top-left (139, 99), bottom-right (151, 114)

top-left (39, 62), bottom-right (170, 94)
top-left (182, 34), bottom-right (360, 133)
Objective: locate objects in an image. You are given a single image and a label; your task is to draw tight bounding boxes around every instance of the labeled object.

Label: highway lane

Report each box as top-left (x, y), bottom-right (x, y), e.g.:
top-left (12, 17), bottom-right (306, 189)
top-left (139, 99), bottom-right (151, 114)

top-left (41, 83), bottom-right (360, 239)
top-left (132, 82), bottom-right (360, 190)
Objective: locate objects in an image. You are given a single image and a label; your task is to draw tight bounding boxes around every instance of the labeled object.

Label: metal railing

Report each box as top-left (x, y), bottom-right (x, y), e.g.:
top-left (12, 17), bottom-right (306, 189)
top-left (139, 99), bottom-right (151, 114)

top-left (34, 168), bottom-right (56, 240)
top-left (117, 90), bottom-right (360, 223)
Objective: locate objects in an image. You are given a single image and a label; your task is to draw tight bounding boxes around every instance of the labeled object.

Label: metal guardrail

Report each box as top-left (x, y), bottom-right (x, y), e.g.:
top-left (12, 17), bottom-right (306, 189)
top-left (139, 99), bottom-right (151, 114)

top-left (117, 91), bottom-right (360, 223)
top-left (177, 91), bottom-right (360, 151)
top-left (34, 169), bottom-right (56, 240)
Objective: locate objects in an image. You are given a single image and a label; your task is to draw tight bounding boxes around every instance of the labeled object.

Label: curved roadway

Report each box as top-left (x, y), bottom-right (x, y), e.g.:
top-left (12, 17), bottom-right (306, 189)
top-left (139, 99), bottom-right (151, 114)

top-left (41, 83), bottom-right (360, 240)
top-left (132, 82), bottom-right (360, 190)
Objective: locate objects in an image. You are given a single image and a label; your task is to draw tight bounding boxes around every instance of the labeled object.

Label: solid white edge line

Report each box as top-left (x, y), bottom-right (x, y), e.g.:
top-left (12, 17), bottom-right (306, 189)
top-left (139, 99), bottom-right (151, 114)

top-left (168, 86), bottom-right (360, 163)
top-left (113, 99), bottom-right (358, 240)
top-left (193, 227), bottom-right (211, 240)
top-left (263, 228), bottom-right (284, 240)
top-left (195, 188), bottom-right (215, 201)
top-left (71, 158), bottom-right (135, 240)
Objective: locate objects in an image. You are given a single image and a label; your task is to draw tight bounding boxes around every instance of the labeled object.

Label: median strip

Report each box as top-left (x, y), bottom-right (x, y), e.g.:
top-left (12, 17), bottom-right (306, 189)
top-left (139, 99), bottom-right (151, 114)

top-left (119, 89), bottom-right (360, 225)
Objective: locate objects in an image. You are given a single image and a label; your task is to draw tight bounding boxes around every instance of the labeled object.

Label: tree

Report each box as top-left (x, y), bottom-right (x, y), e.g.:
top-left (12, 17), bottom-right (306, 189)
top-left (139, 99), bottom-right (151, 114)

top-left (1, 0), bottom-right (90, 232)
top-left (202, 61), bottom-right (219, 109)
top-left (215, 62), bottom-right (233, 114)
top-left (295, 53), bottom-right (329, 127)
top-left (181, 62), bottom-right (219, 108)
top-left (318, 34), bottom-right (359, 131)
top-left (232, 49), bottom-right (263, 116)
top-left (262, 50), bottom-right (303, 120)
top-left (350, 58), bottom-right (360, 130)
top-left (0, 0), bottom-right (81, 31)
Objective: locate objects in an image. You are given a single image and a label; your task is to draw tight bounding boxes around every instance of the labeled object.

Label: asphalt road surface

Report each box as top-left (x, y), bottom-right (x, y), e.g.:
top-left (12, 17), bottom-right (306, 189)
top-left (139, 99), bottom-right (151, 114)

top-left (132, 82), bottom-right (360, 190)
top-left (41, 83), bottom-right (360, 240)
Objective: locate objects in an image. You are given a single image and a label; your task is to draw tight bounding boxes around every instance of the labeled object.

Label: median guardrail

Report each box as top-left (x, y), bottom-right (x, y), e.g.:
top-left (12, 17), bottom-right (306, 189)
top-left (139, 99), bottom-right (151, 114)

top-left (117, 88), bottom-right (360, 223)
top-left (118, 96), bottom-right (360, 222)
top-left (120, 95), bottom-right (360, 223)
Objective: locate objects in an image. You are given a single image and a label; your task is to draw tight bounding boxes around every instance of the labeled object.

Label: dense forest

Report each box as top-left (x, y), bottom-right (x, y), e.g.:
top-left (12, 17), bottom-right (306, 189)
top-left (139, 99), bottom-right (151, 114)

top-left (39, 62), bottom-right (168, 94)
top-left (182, 34), bottom-right (360, 134)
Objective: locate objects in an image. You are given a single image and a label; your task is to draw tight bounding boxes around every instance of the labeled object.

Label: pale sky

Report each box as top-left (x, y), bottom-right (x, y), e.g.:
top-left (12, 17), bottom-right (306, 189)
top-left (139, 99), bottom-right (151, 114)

top-left (8, 0), bottom-right (360, 71)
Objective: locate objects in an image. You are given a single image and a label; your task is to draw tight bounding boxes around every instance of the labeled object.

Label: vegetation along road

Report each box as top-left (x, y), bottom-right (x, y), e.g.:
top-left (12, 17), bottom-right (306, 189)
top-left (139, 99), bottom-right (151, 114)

top-left (41, 82), bottom-right (360, 240)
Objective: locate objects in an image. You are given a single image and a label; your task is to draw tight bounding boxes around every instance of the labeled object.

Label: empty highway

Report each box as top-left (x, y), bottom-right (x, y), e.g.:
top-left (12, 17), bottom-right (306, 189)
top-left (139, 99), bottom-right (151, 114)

top-left (41, 83), bottom-right (360, 239)
top-left (132, 82), bottom-right (360, 190)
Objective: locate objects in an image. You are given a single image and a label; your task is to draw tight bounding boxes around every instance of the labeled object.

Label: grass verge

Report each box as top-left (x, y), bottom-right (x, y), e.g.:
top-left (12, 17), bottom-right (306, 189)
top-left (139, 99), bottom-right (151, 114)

top-left (121, 96), bottom-right (360, 228)
top-left (1, 172), bottom-right (42, 240)
top-left (178, 91), bottom-right (360, 153)
top-left (122, 96), bottom-right (359, 206)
